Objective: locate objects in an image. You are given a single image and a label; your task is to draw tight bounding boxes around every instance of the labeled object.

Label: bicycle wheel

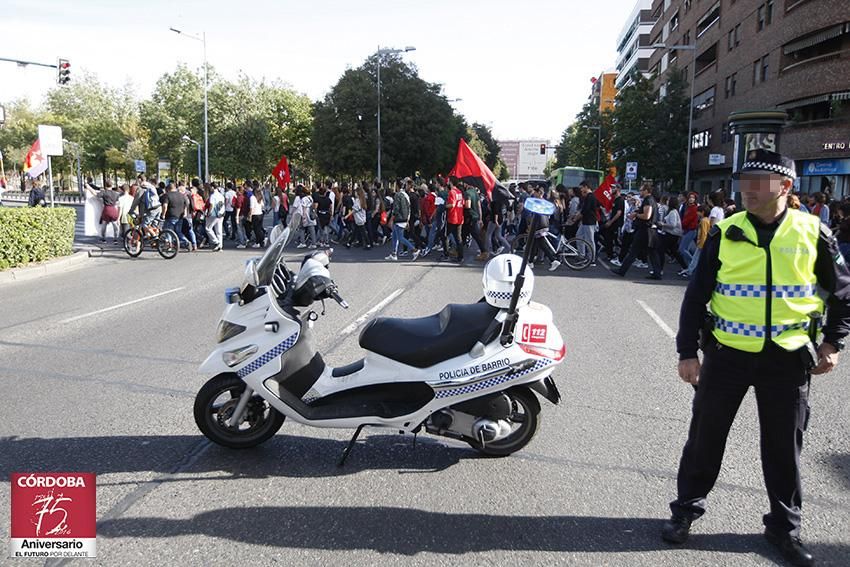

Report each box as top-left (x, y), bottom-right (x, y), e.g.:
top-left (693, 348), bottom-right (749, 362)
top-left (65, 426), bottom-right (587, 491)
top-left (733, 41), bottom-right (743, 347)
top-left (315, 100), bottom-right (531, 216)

top-left (157, 229), bottom-right (180, 259)
top-left (123, 228), bottom-right (143, 257)
top-left (561, 237), bottom-right (594, 270)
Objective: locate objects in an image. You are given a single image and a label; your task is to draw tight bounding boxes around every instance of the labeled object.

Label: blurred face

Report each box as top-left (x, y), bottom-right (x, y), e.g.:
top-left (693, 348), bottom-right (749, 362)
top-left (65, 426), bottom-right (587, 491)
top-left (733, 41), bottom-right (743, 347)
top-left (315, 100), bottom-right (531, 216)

top-left (688, 194), bottom-right (696, 205)
top-left (739, 173), bottom-right (791, 215)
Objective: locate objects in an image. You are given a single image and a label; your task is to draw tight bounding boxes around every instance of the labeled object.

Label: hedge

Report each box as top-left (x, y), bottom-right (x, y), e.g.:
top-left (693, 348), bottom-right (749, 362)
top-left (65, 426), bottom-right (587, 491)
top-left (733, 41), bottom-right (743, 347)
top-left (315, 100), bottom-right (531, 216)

top-left (0, 207), bottom-right (77, 270)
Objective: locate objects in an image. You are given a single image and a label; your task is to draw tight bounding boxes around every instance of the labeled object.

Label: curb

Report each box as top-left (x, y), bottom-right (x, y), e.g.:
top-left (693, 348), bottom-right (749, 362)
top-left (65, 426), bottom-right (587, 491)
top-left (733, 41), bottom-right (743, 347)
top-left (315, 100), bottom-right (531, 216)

top-left (0, 250), bottom-right (93, 285)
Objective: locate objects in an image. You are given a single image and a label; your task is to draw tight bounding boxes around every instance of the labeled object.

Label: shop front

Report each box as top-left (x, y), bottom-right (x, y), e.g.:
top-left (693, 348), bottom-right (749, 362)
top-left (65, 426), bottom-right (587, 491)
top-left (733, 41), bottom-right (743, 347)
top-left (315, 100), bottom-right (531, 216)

top-left (796, 157), bottom-right (850, 199)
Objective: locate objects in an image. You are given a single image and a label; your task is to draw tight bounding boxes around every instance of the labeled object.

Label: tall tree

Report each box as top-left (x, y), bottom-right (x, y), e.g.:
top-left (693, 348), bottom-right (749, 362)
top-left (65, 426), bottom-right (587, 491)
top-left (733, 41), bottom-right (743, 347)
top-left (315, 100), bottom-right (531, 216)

top-left (313, 54), bottom-right (465, 180)
top-left (471, 123), bottom-right (500, 170)
top-left (610, 73), bottom-right (658, 183)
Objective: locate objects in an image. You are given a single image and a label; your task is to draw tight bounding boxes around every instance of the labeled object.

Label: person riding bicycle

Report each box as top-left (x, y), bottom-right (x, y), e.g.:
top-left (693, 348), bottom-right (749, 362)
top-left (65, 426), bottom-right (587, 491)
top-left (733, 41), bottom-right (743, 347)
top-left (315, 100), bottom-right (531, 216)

top-left (129, 180), bottom-right (162, 237)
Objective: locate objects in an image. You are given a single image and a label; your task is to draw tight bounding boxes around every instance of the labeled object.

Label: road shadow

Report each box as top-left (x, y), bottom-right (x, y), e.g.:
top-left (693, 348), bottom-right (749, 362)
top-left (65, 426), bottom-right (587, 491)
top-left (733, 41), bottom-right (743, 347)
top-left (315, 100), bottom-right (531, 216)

top-left (95, 505), bottom-right (850, 563)
top-left (0, 432), bottom-right (472, 481)
top-left (827, 453), bottom-right (850, 490)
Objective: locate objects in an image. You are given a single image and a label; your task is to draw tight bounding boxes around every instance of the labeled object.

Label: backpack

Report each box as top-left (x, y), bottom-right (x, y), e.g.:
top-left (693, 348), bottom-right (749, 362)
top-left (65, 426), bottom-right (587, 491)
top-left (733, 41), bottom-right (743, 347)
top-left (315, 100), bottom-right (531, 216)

top-left (211, 198), bottom-right (224, 218)
top-left (144, 187), bottom-right (160, 210)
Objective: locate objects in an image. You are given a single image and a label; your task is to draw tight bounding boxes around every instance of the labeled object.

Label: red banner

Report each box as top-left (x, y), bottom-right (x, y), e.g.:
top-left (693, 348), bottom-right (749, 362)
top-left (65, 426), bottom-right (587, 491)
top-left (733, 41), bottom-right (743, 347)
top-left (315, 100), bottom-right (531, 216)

top-left (272, 155), bottom-right (290, 189)
top-left (448, 139), bottom-right (496, 200)
top-left (24, 139), bottom-right (48, 179)
top-left (594, 174), bottom-right (617, 213)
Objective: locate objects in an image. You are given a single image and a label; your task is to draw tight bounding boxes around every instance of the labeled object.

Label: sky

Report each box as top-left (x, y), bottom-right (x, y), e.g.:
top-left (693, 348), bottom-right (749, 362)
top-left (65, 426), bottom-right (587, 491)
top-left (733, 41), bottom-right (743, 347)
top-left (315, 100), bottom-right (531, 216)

top-left (1, 0), bottom-right (636, 143)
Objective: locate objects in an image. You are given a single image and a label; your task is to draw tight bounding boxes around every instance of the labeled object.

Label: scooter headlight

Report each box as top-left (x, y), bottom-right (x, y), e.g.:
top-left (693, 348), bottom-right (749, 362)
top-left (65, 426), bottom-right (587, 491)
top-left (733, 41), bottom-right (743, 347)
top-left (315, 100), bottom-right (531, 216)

top-left (216, 320), bottom-right (247, 343)
top-left (222, 345), bottom-right (258, 367)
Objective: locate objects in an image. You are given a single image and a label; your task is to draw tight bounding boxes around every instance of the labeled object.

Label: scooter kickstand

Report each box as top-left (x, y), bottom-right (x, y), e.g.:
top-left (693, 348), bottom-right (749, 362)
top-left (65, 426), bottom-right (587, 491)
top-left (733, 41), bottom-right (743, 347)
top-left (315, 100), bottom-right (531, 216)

top-left (337, 424), bottom-right (366, 467)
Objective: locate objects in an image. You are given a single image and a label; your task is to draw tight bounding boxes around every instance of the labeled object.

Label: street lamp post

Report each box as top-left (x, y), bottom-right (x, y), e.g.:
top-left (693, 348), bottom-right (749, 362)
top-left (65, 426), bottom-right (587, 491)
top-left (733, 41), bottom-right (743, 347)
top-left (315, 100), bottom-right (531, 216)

top-left (171, 27), bottom-right (209, 182)
top-left (584, 125), bottom-right (602, 170)
top-left (375, 45), bottom-right (415, 184)
top-left (182, 135), bottom-right (202, 181)
top-left (652, 42), bottom-right (698, 193)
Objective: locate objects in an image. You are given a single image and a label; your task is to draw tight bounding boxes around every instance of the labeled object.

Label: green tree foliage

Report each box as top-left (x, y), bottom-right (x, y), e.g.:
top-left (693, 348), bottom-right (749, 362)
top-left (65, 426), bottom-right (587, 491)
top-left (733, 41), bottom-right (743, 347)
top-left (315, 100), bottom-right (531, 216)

top-left (45, 73), bottom-right (138, 184)
top-left (554, 102), bottom-right (612, 172)
top-left (471, 123), bottom-right (500, 170)
top-left (609, 69), bottom-right (690, 189)
top-left (313, 54), bottom-right (466, 179)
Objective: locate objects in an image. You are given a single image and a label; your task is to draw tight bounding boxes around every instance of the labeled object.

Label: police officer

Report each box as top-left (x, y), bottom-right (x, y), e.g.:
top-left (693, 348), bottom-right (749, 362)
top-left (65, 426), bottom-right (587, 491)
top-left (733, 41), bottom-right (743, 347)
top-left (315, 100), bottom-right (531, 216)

top-left (663, 149), bottom-right (850, 566)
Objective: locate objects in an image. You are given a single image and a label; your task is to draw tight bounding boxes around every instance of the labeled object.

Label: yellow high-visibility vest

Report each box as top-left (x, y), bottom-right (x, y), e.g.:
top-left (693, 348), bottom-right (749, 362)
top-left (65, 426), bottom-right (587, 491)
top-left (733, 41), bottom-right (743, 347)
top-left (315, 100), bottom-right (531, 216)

top-left (710, 209), bottom-right (823, 353)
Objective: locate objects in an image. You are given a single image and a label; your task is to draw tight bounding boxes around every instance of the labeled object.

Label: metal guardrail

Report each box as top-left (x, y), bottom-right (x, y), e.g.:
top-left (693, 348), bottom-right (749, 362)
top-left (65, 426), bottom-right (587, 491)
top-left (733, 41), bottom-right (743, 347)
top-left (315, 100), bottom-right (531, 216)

top-left (1, 191), bottom-right (85, 204)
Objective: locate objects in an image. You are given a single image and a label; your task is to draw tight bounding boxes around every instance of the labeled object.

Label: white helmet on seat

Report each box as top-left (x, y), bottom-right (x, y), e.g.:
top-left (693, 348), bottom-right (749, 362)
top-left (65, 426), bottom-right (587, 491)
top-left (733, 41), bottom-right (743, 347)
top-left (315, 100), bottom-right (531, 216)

top-left (482, 253), bottom-right (534, 309)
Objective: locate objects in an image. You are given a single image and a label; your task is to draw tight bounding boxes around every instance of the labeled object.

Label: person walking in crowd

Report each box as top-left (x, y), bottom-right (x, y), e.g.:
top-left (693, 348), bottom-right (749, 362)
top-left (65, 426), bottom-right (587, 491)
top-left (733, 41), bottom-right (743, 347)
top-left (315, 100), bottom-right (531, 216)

top-left (223, 182), bottom-right (237, 239)
top-left (314, 183), bottom-right (333, 247)
top-left (657, 195), bottom-right (688, 277)
top-left (602, 184), bottom-right (625, 261)
top-left (205, 183), bottom-right (225, 251)
top-left (613, 182), bottom-right (662, 279)
top-left (708, 190), bottom-right (725, 226)
top-left (678, 192), bottom-right (700, 268)
top-left (161, 182), bottom-right (192, 251)
top-left (118, 183), bottom-right (135, 238)
top-left (576, 181), bottom-right (599, 264)
top-left (97, 180), bottom-right (121, 245)
top-left (444, 179), bottom-right (466, 263)
top-left (249, 184), bottom-right (266, 248)
top-left (385, 184), bottom-right (420, 261)
top-left (665, 150), bottom-right (850, 567)
top-left (348, 184), bottom-right (370, 249)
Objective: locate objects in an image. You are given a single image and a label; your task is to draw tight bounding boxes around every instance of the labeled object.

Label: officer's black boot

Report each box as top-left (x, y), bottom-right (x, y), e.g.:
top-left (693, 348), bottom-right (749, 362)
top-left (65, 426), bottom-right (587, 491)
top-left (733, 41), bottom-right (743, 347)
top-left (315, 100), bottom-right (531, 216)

top-left (661, 514), bottom-right (693, 544)
top-left (764, 529), bottom-right (814, 566)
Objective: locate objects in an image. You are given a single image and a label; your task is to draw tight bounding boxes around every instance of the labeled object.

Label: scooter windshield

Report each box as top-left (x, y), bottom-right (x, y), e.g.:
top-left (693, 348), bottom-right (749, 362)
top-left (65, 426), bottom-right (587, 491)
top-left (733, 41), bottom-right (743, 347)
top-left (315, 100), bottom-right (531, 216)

top-left (255, 211), bottom-right (302, 286)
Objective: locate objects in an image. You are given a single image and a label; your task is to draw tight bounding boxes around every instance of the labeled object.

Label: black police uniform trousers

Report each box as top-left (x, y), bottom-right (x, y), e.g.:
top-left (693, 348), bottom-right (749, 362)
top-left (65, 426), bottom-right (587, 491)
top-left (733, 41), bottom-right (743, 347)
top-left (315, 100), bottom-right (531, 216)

top-left (671, 339), bottom-right (810, 537)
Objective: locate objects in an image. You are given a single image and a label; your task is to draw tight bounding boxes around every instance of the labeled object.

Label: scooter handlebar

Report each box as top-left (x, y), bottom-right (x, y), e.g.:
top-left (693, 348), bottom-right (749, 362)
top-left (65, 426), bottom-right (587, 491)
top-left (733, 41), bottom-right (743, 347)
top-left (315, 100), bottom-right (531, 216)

top-left (329, 287), bottom-right (349, 309)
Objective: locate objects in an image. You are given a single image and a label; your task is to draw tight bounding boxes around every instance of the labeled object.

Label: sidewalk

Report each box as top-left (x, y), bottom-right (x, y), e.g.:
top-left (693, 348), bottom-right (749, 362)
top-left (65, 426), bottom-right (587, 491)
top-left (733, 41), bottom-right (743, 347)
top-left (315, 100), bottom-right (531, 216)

top-left (0, 250), bottom-right (93, 285)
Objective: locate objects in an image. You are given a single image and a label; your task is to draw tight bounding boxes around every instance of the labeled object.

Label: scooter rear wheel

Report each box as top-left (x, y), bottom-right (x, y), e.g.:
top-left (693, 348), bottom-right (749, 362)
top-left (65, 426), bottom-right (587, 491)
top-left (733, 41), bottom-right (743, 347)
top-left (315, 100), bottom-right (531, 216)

top-left (194, 374), bottom-right (285, 448)
top-left (466, 387), bottom-right (540, 457)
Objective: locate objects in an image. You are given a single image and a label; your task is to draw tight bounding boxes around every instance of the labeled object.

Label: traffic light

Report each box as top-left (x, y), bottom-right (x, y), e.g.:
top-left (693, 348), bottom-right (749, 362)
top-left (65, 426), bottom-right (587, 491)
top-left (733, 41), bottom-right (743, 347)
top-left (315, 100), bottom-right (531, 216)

top-left (57, 58), bottom-right (71, 85)
top-left (539, 143), bottom-right (546, 155)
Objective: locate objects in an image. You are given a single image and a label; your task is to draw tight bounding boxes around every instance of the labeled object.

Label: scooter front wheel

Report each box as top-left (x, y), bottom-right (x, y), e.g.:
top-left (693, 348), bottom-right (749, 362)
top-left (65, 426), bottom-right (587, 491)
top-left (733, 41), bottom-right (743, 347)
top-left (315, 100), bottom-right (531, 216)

top-left (194, 374), bottom-right (285, 449)
top-left (466, 387), bottom-right (541, 457)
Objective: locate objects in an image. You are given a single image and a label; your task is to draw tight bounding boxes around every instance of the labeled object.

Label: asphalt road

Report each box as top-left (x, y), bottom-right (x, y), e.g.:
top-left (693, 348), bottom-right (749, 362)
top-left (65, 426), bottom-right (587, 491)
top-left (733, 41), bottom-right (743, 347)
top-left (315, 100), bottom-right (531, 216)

top-left (0, 231), bottom-right (848, 566)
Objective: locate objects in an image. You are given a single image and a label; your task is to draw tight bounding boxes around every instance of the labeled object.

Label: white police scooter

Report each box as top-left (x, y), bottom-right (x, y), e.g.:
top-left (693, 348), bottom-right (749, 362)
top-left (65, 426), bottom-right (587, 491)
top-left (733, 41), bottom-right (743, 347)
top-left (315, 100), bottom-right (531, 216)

top-left (195, 199), bottom-right (566, 465)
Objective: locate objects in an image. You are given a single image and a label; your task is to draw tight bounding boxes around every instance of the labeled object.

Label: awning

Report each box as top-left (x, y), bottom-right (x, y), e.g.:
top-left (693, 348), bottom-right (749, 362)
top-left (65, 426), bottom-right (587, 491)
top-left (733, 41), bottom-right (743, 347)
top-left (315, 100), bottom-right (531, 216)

top-left (776, 93), bottom-right (830, 109)
top-left (783, 23), bottom-right (848, 55)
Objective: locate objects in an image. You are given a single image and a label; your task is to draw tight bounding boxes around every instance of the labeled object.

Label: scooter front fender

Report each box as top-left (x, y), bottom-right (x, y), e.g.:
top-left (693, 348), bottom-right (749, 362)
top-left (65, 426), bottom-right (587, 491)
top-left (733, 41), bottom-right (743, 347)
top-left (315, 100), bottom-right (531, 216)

top-left (199, 350), bottom-right (235, 376)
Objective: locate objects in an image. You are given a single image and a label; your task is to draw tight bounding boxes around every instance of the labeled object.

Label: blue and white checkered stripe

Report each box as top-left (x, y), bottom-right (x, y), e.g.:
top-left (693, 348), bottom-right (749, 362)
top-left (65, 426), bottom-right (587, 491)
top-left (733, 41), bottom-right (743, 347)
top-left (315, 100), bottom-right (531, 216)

top-left (772, 284), bottom-right (817, 298)
top-left (714, 316), bottom-right (808, 338)
top-left (433, 359), bottom-right (553, 399)
top-left (485, 290), bottom-right (530, 302)
top-left (236, 332), bottom-right (299, 378)
top-left (714, 283), bottom-right (816, 298)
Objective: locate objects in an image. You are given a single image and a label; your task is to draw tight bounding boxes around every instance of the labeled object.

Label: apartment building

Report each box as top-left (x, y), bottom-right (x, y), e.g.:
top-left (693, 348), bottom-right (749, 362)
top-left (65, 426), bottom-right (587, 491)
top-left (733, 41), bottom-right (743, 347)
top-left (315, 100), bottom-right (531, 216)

top-left (647, 0), bottom-right (850, 197)
top-left (615, 0), bottom-right (658, 90)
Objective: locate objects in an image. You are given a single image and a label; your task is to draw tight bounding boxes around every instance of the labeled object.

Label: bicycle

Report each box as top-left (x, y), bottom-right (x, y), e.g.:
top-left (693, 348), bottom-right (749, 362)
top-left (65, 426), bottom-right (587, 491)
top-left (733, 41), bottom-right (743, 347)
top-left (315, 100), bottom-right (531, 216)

top-left (123, 215), bottom-right (180, 260)
top-left (510, 230), bottom-right (595, 271)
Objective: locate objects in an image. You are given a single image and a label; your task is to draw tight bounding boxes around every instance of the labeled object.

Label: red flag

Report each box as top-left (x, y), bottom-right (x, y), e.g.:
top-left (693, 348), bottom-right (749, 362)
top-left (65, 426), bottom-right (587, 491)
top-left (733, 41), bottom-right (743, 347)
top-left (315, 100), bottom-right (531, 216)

top-left (24, 139), bottom-right (48, 179)
top-left (594, 174), bottom-right (617, 213)
top-left (272, 155), bottom-right (290, 189)
top-left (448, 139), bottom-right (496, 200)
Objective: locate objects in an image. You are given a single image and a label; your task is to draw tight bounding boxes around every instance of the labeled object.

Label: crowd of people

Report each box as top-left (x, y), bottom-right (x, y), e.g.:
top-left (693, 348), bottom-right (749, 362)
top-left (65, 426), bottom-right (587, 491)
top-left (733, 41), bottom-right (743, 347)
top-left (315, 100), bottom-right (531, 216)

top-left (71, 173), bottom-right (850, 278)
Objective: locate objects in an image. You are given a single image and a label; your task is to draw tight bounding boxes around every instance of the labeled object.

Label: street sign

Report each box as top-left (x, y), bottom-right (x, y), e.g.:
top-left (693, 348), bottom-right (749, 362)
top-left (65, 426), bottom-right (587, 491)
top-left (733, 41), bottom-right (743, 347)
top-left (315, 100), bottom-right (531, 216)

top-left (708, 153), bottom-right (726, 166)
top-left (38, 125), bottom-right (63, 156)
top-left (625, 161), bottom-right (638, 180)
top-left (134, 160), bottom-right (146, 173)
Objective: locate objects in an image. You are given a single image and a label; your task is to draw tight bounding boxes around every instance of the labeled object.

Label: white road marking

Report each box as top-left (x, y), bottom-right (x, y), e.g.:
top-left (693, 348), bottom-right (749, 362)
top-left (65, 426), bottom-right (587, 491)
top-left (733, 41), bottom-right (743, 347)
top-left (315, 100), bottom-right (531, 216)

top-left (339, 288), bottom-right (405, 336)
top-left (60, 287), bottom-right (186, 324)
top-left (636, 299), bottom-right (676, 339)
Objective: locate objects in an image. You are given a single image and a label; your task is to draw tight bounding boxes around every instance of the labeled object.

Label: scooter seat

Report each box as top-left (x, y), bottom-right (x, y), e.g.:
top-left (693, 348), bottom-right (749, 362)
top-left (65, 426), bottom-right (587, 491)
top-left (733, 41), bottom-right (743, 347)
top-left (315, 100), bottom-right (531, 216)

top-left (358, 302), bottom-right (500, 368)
